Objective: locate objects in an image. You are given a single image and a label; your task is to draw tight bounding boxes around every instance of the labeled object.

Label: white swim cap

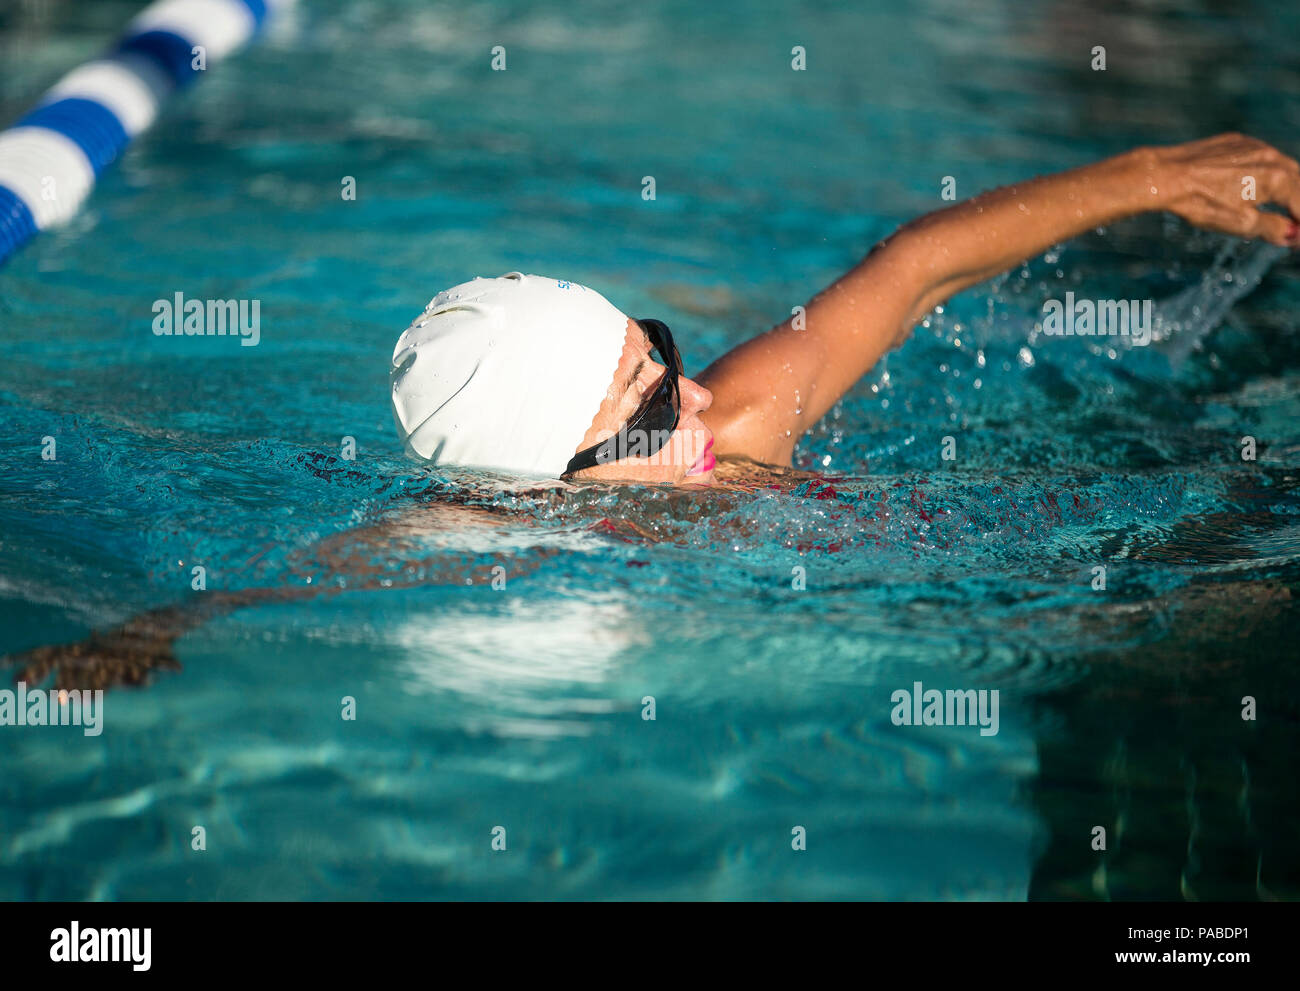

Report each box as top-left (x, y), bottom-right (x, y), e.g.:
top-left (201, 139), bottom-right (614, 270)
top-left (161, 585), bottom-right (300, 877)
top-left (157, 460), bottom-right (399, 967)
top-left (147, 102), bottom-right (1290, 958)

top-left (390, 273), bottom-right (630, 476)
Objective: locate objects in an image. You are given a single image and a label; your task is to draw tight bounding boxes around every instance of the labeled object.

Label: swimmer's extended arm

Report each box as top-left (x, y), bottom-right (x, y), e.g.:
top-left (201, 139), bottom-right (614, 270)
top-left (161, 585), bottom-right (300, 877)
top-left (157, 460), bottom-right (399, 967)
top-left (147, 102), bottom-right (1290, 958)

top-left (0, 501), bottom-right (561, 692)
top-left (700, 133), bottom-right (1300, 465)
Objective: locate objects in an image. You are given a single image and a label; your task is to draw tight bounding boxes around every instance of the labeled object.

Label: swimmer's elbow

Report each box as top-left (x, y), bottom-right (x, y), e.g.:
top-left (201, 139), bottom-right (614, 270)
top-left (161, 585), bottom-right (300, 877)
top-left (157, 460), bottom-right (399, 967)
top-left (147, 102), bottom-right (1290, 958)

top-left (865, 224), bottom-right (953, 343)
top-left (903, 286), bottom-right (952, 337)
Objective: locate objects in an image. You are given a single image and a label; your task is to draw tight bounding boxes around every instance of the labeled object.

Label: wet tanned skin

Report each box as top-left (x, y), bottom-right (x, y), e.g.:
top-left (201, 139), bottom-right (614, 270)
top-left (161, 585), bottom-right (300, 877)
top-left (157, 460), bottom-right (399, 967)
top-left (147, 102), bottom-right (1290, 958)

top-left (697, 135), bottom-right (1300, 468)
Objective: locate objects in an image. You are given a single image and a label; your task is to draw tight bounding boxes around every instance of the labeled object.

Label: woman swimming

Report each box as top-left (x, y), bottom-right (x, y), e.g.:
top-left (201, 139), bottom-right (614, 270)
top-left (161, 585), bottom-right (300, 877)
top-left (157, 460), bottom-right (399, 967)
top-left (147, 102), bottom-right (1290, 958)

top-left (392, 133), bottom-right (1299, 486)
top-left (6, 132), bottom-right (1299, 689)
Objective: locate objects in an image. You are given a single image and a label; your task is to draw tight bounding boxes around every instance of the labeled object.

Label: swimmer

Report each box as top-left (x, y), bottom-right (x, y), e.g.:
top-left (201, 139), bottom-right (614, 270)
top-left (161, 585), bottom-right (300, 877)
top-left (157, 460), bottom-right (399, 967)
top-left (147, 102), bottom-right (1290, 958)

top-left (6, 133), bottom-right (1300, 689)
top-left (392, 133), bottom-right (1300, 486)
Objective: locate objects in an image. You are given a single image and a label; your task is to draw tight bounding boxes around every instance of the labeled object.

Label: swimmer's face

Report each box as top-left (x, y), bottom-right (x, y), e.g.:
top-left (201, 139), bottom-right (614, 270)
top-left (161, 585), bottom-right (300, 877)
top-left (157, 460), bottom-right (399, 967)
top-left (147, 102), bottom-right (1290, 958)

top-left (569, 319), bottom-right (716, 485)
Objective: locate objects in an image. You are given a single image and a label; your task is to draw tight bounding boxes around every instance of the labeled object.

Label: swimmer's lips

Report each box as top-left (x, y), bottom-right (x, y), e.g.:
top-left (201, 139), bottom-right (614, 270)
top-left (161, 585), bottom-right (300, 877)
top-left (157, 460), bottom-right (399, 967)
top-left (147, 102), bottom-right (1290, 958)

top-left (686, 438), bottom-right (715, 476)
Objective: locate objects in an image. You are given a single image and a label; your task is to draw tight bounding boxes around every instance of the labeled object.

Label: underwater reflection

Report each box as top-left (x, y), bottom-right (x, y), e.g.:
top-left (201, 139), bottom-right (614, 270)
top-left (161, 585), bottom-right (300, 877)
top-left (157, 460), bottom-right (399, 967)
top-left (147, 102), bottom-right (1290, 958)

top-left (391, 593), bottom-right (648, 738)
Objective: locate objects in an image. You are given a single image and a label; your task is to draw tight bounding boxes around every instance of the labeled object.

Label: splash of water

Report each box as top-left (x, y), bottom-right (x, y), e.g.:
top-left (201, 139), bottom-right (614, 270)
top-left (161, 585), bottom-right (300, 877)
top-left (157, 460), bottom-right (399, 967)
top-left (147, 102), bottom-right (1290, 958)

top-left (1152, 239), bottom-right (1288, 365)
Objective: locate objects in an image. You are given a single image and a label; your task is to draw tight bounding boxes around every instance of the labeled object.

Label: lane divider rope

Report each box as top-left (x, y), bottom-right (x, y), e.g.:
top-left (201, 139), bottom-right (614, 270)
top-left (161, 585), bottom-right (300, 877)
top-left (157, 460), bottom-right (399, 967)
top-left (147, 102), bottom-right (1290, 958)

top-left (0, 0), bottom-right (289, 266)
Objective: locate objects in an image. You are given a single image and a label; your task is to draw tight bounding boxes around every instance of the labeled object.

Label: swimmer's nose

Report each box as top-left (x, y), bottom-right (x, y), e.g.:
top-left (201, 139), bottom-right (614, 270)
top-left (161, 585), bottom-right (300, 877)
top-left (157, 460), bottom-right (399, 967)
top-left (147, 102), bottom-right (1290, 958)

top-left (679, 376), bottom-right (712, 417)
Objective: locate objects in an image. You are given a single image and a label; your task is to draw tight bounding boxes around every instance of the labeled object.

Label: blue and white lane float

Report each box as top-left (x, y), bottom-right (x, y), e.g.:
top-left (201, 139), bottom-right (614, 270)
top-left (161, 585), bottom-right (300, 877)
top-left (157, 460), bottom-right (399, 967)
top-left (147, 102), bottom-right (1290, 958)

top-left (0, 0), bottom-right (289, 266)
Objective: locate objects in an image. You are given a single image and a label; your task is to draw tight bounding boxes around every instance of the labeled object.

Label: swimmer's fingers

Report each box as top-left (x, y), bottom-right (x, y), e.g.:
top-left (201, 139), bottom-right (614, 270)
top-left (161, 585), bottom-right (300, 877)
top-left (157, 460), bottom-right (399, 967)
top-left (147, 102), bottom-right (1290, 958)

top-left (1157, 133), bottom-right (1300, 246)
top-left (1, 642), bottom-right (70, 686)
top-left (1170, 179), bottom-right (1299, 247)
top-left (52, 641), bottom-right (181, 692)
top-left (1240, 163), bottom-right (1300, 245)
top-left (1195, 192), bottom-right (1299, 246)
top-left (2, 631), bottom-right (180, 692)
top-left (1268, 165), bottom-right (1300, 227)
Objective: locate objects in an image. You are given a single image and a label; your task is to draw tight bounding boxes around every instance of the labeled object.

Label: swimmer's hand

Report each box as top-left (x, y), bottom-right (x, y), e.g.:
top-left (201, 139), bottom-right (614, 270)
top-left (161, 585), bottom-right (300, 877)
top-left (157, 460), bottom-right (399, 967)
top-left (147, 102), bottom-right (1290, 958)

top-left (0, 590), bottom-right (280, 691)
top-left (1, 621), bottom-right (181, 692)
top-left (1149, 133), bottom-right (1300, 246)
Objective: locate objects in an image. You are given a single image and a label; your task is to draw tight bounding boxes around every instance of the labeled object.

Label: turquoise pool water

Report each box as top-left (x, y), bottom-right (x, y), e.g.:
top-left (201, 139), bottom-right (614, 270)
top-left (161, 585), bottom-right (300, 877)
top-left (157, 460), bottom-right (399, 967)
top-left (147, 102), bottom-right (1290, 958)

top-left (1, 0), bottom-right (1298, 900)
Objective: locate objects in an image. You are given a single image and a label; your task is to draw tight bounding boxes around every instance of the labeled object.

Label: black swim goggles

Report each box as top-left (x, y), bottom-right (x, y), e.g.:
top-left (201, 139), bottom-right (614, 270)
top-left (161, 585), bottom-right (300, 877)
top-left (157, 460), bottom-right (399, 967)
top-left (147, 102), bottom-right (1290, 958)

top-left (562, 318), bottom-right (682, 477)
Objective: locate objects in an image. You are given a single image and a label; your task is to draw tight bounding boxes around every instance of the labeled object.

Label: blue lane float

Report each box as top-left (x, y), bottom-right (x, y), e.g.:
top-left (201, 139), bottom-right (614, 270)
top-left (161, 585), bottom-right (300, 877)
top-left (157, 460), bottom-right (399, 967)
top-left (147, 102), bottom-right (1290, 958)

top-left (0, 0), bottom-right (288, 266)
